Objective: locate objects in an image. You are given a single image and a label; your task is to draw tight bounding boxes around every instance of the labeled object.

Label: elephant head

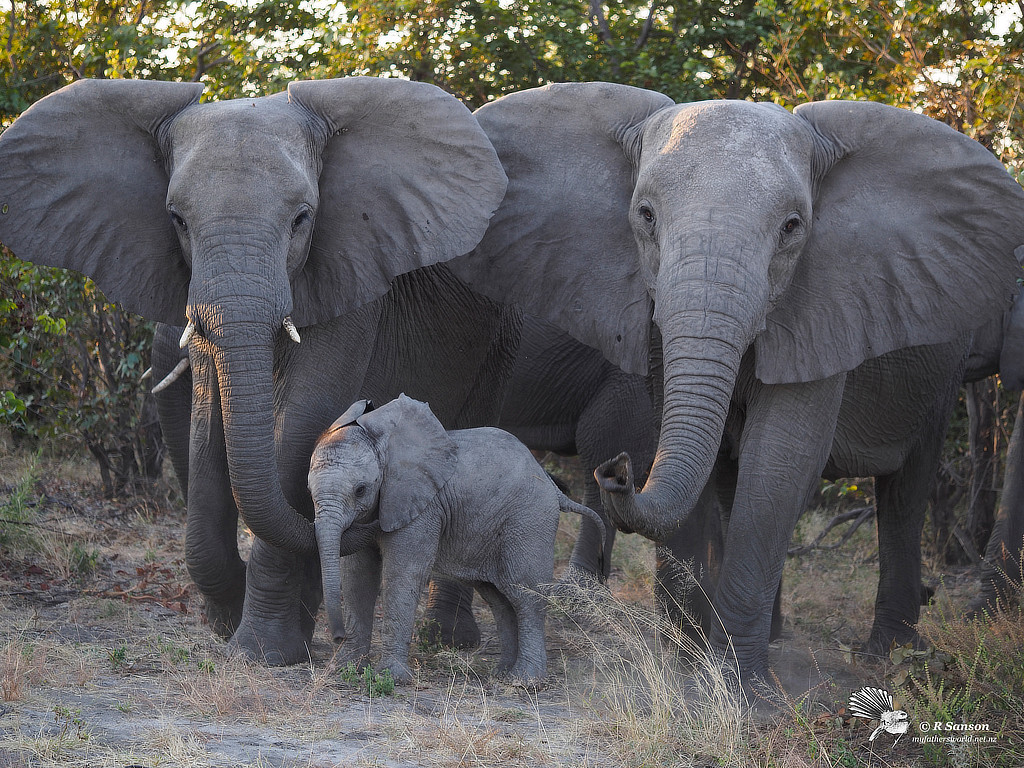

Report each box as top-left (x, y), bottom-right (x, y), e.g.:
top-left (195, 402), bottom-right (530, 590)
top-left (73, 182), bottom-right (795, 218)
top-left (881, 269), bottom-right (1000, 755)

top-left (309, 394), bottom-right (457, 642)
top-left (0, 77), bottom-right (506, 555)
top-left (453, 82), bottom-right (1024, 539)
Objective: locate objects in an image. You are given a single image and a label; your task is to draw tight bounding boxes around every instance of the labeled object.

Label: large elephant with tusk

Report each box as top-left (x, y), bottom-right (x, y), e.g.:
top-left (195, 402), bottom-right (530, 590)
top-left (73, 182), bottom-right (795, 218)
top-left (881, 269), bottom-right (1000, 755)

top-left (0, 77), bottom-right (518, 664)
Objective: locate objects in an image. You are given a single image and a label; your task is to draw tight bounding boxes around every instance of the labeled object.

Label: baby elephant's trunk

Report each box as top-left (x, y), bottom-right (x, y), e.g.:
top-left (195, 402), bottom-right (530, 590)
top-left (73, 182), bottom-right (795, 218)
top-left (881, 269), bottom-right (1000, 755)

top-left (315, 513), bottom-right (351, 644)
top-left (560, 497), bottom-right (608, 577)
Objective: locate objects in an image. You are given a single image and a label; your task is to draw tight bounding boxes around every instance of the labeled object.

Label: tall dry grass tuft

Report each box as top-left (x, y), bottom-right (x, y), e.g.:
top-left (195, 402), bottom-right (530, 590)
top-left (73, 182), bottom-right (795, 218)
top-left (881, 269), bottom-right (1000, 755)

top-left (549, 579), bottom-right (748, 768)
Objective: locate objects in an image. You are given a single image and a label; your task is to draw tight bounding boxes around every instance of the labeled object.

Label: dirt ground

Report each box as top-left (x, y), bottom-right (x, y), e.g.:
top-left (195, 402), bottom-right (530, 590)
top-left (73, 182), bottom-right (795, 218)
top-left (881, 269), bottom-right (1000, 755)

top-left (0, 447), bottom-right (1004, 767)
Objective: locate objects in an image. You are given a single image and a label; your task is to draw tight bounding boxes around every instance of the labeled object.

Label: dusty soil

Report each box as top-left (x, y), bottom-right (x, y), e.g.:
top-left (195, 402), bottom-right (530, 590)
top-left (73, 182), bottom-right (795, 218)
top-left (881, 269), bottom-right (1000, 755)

top-left (0, 449), bottom-right (994, 767)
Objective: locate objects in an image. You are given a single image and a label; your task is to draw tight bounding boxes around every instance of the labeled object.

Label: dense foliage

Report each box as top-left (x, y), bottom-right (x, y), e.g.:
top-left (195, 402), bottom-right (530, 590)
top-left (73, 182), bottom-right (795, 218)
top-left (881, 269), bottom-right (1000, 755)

top-left (0, 1), bottom-right (1021, 511)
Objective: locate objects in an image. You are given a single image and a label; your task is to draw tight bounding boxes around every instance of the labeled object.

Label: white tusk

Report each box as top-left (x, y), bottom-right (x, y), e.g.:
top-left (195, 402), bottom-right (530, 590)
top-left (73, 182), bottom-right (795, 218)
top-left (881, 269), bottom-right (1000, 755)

top-left (140, 367), bottom-right (153, 382)
top-left (283, 317), bottom-right (301, 344)
top-left (152, 358), bottom-right (191, 394)
top-left (179, 321), bottom-right (197, 349)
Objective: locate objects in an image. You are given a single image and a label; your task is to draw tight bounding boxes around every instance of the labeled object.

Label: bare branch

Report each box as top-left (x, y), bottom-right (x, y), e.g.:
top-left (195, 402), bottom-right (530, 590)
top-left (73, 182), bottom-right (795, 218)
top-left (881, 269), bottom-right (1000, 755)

top-left (589, 0), bottom-right (613, 45)
top-left (788, 506), bottom-right (875, 556)
top-left (634, 0), bottom-right (659, 50)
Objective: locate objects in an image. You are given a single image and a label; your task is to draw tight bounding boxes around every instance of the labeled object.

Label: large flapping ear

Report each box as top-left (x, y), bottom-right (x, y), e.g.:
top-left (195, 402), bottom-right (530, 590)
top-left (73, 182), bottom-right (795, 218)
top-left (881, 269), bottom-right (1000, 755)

top-left (355, 394), bottom-right (458, 532)
top-left (450, 82), bottom-right (674, 375)
top-left (756, 100), bottom-right (1024, 385)
top-left (285, 77), bottom-right (508, 328)
top-left (0, 79), bottom-right (203, 324)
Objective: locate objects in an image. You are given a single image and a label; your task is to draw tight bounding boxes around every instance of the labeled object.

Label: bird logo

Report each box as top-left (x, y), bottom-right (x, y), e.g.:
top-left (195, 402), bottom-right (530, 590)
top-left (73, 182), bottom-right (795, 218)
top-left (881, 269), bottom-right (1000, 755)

top-left (848, 687), bottom-right (910, 745)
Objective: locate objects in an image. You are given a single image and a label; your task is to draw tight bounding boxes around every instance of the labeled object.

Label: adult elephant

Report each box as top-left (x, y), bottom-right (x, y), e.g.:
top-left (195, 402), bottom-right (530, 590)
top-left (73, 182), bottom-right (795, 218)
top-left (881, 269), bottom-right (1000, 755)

top-left (451, 82), bottom-right (1024, 681)
top-left (0, 77), bottom-right (517, 664)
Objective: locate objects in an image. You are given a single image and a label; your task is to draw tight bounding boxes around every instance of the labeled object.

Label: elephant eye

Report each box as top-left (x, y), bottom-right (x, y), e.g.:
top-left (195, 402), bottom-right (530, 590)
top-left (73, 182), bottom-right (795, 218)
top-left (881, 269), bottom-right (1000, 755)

top-left (638, 204), bottom-right (656, 226)
top-left (291, 209), bottom-right (312, 234)
top-left (170, 211), bottom-right (188, 233)
top-left (353, 483), bottom-right (367, 499)
top-left (781, 215), bottom-right (802, 236)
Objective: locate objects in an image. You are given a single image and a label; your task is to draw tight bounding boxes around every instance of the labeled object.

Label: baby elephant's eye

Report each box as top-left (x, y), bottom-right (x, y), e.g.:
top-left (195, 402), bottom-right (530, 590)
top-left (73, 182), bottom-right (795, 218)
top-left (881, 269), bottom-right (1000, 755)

top-left (353, 483), bottom-right (367, 499)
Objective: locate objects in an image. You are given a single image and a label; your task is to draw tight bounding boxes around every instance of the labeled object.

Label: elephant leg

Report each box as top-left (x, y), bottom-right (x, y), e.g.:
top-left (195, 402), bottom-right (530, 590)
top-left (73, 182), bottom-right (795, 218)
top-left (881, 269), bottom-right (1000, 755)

top-left (566, 370), bottom-right (657, 582)
top-left (338, 547), bottom-right (381, 665)
top-left (378, 534), bottom-right (438, 685)
top-left (423, 578), bottom-right (481, 650)
top-left (228, 538), bottom-right (315, 666)
top-left (713, 374), bottom-right (845, 678)
top-left (150, 323), bottom-right (192, 499)
top-left (474, 582), bottom-right (519, 676)
top-left (974, 393), bottom-right (1024, 612)
top-left (656, 464), bottom-right (725, 644)
top-left (502, 582), bottom-right (548, 683)
top-left (866, 444), bottom-right (944, 654)
top-left (184, 348), bottom-right (245, 638)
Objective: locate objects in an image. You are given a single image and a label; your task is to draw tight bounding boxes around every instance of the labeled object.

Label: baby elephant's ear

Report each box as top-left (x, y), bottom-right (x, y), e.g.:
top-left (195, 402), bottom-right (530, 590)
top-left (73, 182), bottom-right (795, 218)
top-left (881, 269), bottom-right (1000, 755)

top-left (357, 395), bottom-right (457, 532)
top-left (329, 399), bottom-right (375, 430)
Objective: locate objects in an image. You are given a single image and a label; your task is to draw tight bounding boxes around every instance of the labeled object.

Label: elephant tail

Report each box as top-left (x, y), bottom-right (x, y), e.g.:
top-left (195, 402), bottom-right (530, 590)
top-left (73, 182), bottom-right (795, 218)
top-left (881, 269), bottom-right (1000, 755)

top-left (558, 496), bottom-right (607, 577)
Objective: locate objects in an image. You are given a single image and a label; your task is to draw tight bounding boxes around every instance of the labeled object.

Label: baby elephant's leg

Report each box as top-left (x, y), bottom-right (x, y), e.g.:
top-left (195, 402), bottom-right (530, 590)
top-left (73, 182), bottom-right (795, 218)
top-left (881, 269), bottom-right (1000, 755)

top-left (474, 582), bottom-right (519, 676)
top-left (338, 548), bottom-right (380, 666)
top-left (378, 535), bottom-right (437, 684)
top-left (500, 581), bottom-right (548, 684)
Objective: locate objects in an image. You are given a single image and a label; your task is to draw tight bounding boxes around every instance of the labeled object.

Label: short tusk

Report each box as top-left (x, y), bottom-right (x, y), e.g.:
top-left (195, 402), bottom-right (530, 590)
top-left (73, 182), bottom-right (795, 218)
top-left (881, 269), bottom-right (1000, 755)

top-left (152, 358), bottom-right (191, 394)
top-left (283, 317), bottom-right (301, 344)
top-left (179, 321), bottom-right (197, 349)
top-left (140, 367), bottom-right (153, 382)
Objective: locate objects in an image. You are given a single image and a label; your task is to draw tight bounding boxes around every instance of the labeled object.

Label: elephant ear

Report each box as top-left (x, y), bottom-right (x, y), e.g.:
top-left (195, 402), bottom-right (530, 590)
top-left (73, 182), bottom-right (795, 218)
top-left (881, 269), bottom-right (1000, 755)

top-left (450, 82), bottom-right (674, 376)
top-left (329, 399), bottom-right (375, 430)
top-left (756, 100), bottom-right (1024, 385)
top-left (0, 79), bottom-right (203, 324)
top-left (285, 78), bottom-right (508, 327)
top-left (1000, 254), bottom-right (1024, 390)
top-left (356, 394), bottom-right (457, 533)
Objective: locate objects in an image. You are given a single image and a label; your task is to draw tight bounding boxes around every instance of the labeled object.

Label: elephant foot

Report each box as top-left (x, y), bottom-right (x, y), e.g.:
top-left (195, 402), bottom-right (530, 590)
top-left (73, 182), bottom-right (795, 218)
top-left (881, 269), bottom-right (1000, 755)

top-left (860, 624), bottom-right (922, 660)
top-left (227, 619), bottom-right (312, 666)
top-left (495, 662), bottom-right (547, 689)
top-left (202, 594), bottom-right (244, 640)
top-left (379, 658), bottom-right (414, 686)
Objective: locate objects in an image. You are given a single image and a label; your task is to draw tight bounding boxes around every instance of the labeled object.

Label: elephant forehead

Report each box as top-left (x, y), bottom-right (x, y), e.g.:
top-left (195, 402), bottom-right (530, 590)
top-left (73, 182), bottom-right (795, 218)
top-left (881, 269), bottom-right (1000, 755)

top-left (641, 101), bottom-right (812, 197)
top-left (310, 427), bottom-right (377, 471)
top-left (169, 98), bottom-right (317, 174)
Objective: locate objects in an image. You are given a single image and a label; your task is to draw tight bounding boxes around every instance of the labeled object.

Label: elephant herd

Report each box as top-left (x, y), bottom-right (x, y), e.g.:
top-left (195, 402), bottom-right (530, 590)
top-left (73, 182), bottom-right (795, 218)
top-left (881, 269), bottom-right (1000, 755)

top-left (2, 76), bottom-right (1024, 691)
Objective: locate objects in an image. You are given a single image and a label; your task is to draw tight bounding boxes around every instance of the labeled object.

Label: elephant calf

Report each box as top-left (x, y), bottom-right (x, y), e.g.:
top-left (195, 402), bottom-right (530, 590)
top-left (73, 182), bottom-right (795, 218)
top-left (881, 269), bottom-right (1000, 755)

top-left (308, 394), bottom-right (605, 685)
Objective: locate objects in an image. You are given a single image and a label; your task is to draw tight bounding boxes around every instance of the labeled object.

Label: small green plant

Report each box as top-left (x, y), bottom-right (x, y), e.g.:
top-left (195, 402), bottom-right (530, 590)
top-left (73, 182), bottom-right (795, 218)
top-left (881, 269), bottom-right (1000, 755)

top-left (107, 644), bottom-right (129, 670)
top-left (158, 638), bottom-right (191, 664)
top-left (338, 663), bottom-right (395, 697)
top-left (197, 657), bottom-right (216, 674)
top-left (115, 695), bottom-right (133, 713)
top-left (413, 618), bottom-right (444, 655)
top-left (68, 542), bottom-right (99, 576)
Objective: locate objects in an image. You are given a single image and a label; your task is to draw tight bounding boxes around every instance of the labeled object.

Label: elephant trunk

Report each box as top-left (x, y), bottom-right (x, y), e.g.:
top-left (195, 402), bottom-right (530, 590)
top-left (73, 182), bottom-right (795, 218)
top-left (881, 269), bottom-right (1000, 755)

top-left (314, 504), bottom-right (353, 644)
top-left (189, 236), bottom-right (316, 555)
top-left (598, 236), bottom-right (766, 541)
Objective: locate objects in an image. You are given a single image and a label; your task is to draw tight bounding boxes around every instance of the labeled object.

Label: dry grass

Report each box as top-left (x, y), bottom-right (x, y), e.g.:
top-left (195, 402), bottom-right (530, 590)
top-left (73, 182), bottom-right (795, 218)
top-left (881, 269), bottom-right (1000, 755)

top-left (3, 444), bottom-right (1024, 767)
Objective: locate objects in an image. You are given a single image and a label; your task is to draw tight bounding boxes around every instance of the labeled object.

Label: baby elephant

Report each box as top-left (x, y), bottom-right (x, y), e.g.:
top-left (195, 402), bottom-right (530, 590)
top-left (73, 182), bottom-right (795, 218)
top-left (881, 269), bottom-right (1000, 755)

top-left (309, 394), bottom-right (605, 685)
